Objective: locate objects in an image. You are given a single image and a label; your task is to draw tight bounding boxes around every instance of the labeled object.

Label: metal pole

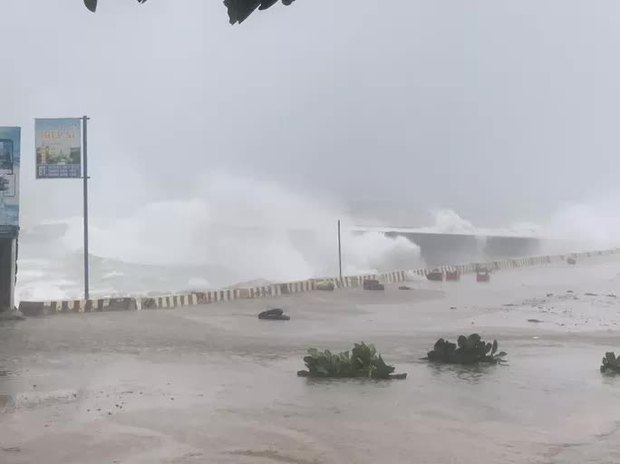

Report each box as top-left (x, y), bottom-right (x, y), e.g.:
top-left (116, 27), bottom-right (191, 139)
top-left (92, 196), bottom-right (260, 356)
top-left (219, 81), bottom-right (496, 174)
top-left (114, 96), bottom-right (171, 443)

top-left (82, 116), bottom-right (90, 300)
top-left (338, 219), bottom-right (342, 280)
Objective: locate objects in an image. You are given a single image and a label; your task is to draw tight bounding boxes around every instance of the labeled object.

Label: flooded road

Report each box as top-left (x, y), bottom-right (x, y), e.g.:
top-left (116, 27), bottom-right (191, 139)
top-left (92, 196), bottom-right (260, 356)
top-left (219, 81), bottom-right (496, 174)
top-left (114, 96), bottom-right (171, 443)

top-left (2, 257), bottom-right (620, 463)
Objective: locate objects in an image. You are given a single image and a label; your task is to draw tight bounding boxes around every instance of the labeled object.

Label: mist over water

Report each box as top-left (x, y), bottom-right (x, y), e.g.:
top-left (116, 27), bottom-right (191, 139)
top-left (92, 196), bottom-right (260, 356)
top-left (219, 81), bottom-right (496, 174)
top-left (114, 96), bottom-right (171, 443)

top-left (16, 168), bottom-right (620, 302)
top-left (16, 171), bottom-right (425, 301)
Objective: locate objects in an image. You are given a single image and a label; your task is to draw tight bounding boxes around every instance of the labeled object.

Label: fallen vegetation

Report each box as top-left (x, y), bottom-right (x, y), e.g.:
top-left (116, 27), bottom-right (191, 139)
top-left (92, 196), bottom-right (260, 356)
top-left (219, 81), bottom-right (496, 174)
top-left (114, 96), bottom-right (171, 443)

top-left (297, 342), bottom-right (407, 379)
top-left (425, 334), bottom-right (507, 365)
top-left (600, 352), bottom-right (620, 375)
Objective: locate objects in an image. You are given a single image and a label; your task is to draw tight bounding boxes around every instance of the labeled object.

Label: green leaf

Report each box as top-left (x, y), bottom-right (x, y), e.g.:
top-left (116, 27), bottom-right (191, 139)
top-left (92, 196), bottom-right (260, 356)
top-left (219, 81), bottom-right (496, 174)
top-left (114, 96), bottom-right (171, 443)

top-left (299, 342), bottom-right (402, 379)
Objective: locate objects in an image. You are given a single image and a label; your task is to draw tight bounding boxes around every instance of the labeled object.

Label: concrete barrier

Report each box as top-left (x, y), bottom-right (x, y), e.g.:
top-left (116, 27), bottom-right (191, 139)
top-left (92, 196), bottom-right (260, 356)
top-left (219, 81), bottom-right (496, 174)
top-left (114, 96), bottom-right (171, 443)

top-left (19, 297), bottom-right (137, 316)
top-left (192, 289), bottom-right (242, 304)
top-left (379, 270), bottom-right (407, 284)
top-left (248, 285), bottom-right (282, 299)
top-left (140, 294), bottom-right (198, 310)
top-left (18, 247), bottom-right (620, 317)
top-left (280, 280), bottom-right (314, 295)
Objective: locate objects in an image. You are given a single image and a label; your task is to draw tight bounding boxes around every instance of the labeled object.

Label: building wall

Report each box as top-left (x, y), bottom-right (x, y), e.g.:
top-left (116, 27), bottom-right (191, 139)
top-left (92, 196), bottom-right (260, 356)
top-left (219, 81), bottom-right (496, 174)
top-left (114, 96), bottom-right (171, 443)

top-left (0, 238), bottom-right (16, 310)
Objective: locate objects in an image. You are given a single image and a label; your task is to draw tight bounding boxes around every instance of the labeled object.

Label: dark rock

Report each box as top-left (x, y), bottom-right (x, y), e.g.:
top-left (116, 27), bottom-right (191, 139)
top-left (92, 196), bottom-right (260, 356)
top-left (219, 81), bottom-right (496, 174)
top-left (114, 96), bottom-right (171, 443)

top-left (363, 279), bottom-right (384, 291)
top-left (2, 447), bottom-right (21, 453)
top-left (258, 308), bottom-right (290, 321)
top-left (426, 271), bottom-right (443, 282)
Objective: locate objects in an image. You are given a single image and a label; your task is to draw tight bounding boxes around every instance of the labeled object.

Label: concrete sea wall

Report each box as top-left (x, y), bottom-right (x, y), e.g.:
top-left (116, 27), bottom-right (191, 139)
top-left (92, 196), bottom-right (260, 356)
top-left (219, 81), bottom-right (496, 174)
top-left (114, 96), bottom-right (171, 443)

top-left (382, 231), bottom-right (540, 267)
top-left (18, 248), bottom-right (619, 317)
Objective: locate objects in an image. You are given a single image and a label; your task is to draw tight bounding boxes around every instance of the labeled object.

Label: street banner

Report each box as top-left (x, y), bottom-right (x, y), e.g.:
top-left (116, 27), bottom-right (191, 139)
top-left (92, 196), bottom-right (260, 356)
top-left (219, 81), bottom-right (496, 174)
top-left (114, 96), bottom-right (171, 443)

top-left (35, 118), bottom-right (82, 178)
top-left (0, 127), bottom-right (20, 236)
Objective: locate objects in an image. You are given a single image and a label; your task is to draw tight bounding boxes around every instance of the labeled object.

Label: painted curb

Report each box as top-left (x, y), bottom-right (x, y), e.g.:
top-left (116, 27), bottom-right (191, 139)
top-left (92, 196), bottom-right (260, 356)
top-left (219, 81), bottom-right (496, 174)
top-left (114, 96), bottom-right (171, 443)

top-left (19, 297), bottom-right (137, 316)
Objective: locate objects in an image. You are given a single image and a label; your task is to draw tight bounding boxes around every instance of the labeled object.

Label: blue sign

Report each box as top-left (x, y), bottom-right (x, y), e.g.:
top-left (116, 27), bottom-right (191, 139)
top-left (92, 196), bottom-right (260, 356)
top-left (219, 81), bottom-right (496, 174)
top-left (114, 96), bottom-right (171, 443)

top-left (0, 127), bottom-right (20, 236)
top-left (35, 118), bottom-right (82, 179)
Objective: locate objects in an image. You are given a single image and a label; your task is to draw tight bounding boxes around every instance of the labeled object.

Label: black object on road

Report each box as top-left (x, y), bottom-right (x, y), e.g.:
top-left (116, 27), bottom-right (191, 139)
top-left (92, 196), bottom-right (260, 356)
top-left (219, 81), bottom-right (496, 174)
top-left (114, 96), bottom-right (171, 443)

top-left (258, 308), bottom-right (290, 321)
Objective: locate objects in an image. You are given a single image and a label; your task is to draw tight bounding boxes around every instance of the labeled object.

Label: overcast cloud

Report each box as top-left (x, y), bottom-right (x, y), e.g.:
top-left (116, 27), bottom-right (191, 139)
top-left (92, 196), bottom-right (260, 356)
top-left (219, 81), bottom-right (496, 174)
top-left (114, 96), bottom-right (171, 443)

top-left (3, 0), bottom-right (620, 228)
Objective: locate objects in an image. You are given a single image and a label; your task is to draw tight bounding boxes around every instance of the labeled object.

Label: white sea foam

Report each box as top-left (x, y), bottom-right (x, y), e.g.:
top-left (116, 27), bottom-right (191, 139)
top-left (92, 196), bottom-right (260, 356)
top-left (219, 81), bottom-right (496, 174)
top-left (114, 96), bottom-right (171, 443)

top-left (16, 174), bottom-right (620, 302)
top-left (17, 172), bottom-right (423, 300)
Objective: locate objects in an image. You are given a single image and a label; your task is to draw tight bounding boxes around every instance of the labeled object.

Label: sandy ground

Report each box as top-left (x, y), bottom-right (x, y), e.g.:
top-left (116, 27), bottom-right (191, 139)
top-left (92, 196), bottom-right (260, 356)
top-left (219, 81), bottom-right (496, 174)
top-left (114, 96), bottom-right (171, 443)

top-left (2, 257), bottom-right (620, 463)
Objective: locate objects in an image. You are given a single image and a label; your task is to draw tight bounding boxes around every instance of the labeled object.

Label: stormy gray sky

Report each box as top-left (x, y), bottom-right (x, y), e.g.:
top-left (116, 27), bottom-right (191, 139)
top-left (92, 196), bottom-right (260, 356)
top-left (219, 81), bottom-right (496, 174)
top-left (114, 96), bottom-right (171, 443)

top-left (3, 0), bottom-right (620, 229)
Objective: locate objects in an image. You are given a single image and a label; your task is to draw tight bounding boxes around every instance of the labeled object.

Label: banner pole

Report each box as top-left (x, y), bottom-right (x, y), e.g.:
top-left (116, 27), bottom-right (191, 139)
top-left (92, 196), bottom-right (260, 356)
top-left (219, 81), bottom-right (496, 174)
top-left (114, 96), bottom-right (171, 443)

top-left (82, 116), bottom-right (90, 300)
top-left (338, 219), bottom-right (342, 280)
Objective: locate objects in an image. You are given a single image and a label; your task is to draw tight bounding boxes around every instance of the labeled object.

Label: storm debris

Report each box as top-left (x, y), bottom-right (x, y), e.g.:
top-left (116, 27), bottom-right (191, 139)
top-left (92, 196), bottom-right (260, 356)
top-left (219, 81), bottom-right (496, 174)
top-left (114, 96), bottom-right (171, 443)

top-left (258, 308), bottom-right (290, 321)
top-left (600, 352), bottom-right (620, 375)
top-left (426, 270), bottom-right (443, 282)
top-left (297, 342), bottom-right (407, 380)
top-left (476, 270), bottom-right (491, 283)
top-left (363, 279), bottom-right (385, 291)
top-left (425, 334), bottom-right (507, 365)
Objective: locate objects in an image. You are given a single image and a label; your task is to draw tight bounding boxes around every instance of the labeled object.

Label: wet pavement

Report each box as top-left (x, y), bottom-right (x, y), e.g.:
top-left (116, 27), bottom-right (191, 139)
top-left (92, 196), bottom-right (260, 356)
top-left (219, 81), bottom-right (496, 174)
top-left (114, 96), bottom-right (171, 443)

top-left (2, 257), bottom-right (620, 463)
